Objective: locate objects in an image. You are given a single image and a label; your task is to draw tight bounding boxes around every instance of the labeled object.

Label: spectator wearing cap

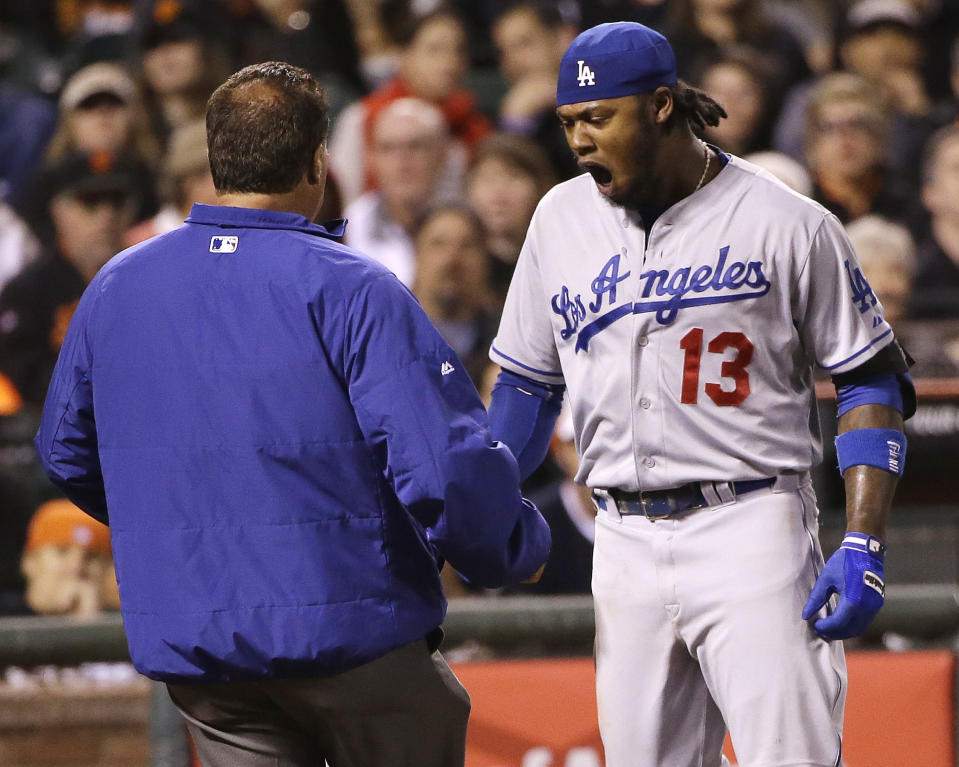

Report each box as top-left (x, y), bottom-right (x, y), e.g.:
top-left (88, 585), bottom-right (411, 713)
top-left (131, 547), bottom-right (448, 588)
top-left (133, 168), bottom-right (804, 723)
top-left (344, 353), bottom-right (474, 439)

top-left (41, 62), bottom-right (160, 220)
top-left (46, 62), bottom-right (160, 171)
top-left (125, 118), bottom-right (216, 246)
top-left (329, 10), bottom-right (491, 206)
top-left (0, 150), bottom-right (139, 408)
top-left (775, 0), bottom-right (935, 187)
top-left (20, 499), bottom-right (119, 618)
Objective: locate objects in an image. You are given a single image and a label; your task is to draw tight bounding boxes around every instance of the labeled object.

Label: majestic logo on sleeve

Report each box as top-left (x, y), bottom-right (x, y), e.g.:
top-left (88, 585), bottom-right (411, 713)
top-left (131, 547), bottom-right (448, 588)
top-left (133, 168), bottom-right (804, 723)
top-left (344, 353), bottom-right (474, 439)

top-left (551, 247), bottom-right (771, 352)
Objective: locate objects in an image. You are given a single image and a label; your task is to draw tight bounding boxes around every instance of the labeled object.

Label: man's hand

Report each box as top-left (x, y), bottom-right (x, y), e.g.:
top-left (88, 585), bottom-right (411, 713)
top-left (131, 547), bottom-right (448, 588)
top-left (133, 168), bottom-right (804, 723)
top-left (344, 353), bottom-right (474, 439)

top-left (802, 533), bottom-right (885, 640)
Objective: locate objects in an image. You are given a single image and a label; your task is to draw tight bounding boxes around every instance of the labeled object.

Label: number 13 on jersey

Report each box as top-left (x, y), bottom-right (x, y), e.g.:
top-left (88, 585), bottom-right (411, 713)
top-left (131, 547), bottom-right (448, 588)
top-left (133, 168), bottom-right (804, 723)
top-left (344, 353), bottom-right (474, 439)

top-left (679, 327), bottom-right (754, 406)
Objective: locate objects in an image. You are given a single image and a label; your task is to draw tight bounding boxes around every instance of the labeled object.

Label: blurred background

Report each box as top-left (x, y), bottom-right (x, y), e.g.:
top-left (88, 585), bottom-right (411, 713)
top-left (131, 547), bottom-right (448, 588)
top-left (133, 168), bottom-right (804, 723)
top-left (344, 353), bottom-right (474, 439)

top-left (0, 0), bottom-right (958, 765)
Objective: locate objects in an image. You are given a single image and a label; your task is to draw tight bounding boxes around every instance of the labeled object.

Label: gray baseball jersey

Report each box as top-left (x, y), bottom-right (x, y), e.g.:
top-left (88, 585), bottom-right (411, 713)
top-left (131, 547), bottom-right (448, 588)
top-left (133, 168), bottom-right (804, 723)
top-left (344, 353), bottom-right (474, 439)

top-left (491, 155), bottom-right (892, 492)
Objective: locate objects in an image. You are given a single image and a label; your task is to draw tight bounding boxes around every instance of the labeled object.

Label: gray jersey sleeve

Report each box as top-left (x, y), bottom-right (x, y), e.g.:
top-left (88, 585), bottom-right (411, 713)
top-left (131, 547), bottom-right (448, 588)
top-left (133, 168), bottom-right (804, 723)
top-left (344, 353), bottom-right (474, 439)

top-left (490, 220), bottom-right (565, 385)
top-left (794, 213), bottom-right (895, 375)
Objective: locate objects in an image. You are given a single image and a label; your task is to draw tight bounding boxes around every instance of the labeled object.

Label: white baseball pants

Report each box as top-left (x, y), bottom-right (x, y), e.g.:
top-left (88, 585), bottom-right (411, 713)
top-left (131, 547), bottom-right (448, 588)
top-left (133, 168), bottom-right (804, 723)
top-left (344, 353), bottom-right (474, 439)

top-left (592, 476), bottom-right (845, 767)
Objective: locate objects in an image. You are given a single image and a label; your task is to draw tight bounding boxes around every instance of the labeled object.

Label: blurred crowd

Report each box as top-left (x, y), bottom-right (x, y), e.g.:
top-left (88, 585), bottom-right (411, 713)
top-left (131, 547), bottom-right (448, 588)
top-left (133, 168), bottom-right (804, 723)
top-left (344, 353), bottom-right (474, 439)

top-left (2, 0), bottom-right (959, 613)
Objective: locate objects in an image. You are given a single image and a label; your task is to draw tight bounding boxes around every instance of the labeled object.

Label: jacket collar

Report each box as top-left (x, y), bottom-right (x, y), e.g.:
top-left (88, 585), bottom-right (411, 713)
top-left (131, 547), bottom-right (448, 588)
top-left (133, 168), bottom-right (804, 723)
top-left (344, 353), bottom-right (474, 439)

top-left (185, 203), bottom-right (346, 240)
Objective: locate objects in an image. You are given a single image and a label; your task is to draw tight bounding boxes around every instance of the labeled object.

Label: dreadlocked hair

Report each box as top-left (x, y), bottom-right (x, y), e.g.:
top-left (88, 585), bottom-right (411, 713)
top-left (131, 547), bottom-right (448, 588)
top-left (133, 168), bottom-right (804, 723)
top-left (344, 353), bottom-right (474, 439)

top-left (668, 81), bottom-right (727, 132)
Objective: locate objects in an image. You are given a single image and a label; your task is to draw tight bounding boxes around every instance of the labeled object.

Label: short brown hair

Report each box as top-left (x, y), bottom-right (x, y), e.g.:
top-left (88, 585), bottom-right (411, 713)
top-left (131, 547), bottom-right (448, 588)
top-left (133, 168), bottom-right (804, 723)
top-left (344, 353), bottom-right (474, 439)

top-left (470, 133), bottom-right (557, 201)
top-left (206, 62), bottom-right (329, 194)
top-left (802, 72), bottom-right (889, 159)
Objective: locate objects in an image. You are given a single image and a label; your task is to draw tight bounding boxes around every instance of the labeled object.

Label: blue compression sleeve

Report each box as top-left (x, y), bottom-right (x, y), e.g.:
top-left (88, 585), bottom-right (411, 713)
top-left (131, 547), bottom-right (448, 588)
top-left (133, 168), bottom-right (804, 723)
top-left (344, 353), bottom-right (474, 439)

top-left (835, 373), bottom-right (905, 417)
top-left (489, 370), bottom-right (565, 481)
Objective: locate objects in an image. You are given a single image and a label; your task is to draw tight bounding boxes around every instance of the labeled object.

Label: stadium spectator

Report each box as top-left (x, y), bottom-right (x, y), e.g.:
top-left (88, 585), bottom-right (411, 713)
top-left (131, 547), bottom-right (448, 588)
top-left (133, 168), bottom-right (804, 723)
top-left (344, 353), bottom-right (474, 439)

top-left (573, 0), bottom-right (668, 30)
top-left (40, 61), bottom-right (159, 220)
top-left (125, 118), bottom-right (215, 246)
top-left (775, 0), bottom-right (935, 186)
top-left (0, 150), bottom-right (138, 409)
top-left (846, 214), bottom-right (917, 326)
top-left (214, 0), bottom-right (367, 101)
top-left (909, 123), bottom-right (959, 319)
top-left (329, 9), bottom-right (491, 205)
top-left (0, 200), bottom-right (40, 294)
top-left (45, 62), bottom-right (159, 169)
top-left (663, 0), bottom-right (811, 101)
top-left (412, 202), bottom-right (497, 386)
top-left (838, 0), bottom-right (930, 121)
top-left (465, 132), bottom-right (556, 302)
top-left (840, 0), bottom-right (935, 185)
top-left (698, 50), bottom-right (776, 155)
top-left (803, 71), bottom-right (927, 242)
top-left (491, 1), bottom-right (579, 179)
top-left (742, 150), bottom-right (813, 196)
top-left (20, 499), bottom-right (119, 618)
top-left (343, 97), bottom-right (452, 286)
top-left (137, 4), bottom-right (227, 148)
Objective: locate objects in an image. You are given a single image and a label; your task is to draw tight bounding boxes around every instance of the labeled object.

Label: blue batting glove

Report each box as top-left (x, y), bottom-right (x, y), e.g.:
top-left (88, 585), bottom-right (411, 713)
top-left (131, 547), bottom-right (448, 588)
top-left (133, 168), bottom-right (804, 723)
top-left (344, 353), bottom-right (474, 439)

top-left (802, 533), bottom-right (886, 640)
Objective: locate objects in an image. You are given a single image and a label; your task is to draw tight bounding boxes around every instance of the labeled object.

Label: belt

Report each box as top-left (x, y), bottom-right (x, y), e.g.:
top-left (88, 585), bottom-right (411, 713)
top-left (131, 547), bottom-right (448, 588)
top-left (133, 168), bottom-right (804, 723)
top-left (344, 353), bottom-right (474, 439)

top-left (600, 478), bottom-right (776, 520)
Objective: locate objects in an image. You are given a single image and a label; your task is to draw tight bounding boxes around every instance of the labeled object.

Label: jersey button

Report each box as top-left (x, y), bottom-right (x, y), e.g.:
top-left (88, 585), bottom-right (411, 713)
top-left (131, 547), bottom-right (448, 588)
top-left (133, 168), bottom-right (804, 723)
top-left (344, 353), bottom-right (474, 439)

top-left (643, 457), bottom-right (656, 468)
top-left (637, 336), bottom-right (648, 347)
top-left (640, 398), bottom-right (651, 409)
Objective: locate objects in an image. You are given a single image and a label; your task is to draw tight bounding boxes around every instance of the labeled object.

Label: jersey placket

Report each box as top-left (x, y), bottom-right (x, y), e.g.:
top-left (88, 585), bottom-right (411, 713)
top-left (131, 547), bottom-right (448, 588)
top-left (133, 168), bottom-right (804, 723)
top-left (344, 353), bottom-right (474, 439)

top-left (630, 217), bottom-right (672, 491)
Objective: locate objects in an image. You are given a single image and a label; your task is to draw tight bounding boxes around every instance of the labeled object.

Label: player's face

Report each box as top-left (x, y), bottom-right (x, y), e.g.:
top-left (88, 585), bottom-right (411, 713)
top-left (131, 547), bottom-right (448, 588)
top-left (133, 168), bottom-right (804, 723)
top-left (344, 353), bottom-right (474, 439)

top-left (557, 94), bottom-right (659, 207)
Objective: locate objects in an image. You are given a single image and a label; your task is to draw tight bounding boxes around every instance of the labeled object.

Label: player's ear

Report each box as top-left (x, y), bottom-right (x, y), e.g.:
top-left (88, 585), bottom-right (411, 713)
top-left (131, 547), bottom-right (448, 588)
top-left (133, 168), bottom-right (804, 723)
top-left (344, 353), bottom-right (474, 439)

top-left (307, 142), bottom-right (328, 186)
top-left (651, 87), bottom-right (673, 125)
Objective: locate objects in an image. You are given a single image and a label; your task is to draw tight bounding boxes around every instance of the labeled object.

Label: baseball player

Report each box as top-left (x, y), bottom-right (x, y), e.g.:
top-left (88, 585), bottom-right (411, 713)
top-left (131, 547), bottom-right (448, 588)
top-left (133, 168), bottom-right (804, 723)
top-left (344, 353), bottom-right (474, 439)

top-left (488, 22), bottom-right (914, 767)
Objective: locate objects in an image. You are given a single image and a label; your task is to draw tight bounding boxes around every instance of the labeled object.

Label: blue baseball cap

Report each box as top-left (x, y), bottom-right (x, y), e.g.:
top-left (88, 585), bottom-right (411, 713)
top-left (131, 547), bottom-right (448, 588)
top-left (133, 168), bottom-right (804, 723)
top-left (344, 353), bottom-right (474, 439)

top-left (556, 22), bottom-right (678, 107)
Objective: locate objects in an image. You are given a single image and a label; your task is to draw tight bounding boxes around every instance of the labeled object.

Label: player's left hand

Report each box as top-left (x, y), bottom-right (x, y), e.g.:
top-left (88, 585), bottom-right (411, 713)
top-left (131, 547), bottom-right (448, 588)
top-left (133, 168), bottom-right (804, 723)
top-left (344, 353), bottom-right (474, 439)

top-left (802, 533), bottom-right (886, 641)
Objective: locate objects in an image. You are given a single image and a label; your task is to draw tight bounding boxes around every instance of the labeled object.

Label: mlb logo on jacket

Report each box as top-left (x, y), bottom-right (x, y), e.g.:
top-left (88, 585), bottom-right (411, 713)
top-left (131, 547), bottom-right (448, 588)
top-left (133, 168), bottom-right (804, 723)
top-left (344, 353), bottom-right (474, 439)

top-left (210, 236), bottom-right (239, 253)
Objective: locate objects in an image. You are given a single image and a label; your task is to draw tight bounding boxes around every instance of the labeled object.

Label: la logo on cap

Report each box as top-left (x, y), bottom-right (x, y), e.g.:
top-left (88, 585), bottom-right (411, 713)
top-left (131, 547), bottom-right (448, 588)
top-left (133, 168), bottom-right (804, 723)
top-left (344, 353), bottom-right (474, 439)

top-left (577, 60), bottom-right (595, 87)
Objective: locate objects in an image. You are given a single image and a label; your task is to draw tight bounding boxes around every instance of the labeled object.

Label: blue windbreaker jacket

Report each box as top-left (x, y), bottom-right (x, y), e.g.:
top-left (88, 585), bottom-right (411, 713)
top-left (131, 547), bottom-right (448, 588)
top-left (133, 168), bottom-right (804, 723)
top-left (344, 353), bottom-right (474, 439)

top-left (35, 204), bottom-right (550, 682)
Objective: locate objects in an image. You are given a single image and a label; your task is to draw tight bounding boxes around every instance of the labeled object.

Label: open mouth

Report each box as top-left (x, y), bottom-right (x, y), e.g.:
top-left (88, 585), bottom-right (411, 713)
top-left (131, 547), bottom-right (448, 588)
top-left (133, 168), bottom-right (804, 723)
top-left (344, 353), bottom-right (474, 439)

top-left (581, 163), bottom-right (613, 191)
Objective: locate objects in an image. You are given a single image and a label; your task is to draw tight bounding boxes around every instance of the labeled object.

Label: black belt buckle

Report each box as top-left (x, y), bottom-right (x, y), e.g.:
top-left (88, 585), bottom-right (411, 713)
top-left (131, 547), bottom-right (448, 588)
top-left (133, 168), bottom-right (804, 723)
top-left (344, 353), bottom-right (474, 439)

top-left (638, 493), bottom-right (675, 520)
top-left (638, 484), bottom-right (706, 519)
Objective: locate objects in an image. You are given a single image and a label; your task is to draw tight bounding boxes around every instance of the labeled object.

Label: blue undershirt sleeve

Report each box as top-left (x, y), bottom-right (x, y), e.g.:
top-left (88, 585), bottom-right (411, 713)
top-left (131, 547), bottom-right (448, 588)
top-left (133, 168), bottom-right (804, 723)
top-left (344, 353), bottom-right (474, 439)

top-left (834, 372), bottom-right (907, 417)
top-left (489, 369), bottom-right (565, 480)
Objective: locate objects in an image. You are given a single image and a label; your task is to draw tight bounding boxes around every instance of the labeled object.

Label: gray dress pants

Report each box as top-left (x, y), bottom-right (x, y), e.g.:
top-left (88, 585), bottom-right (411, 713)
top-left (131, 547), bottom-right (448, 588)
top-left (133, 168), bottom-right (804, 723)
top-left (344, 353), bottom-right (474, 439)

top-left (166, 639), bottom-right (470, 767)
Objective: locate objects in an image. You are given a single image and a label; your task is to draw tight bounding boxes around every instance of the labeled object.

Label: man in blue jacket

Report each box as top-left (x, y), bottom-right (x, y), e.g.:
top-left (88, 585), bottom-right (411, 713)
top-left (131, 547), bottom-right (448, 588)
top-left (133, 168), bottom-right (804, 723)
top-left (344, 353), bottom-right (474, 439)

top-left (35, 61), bottom-right (551, 767)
